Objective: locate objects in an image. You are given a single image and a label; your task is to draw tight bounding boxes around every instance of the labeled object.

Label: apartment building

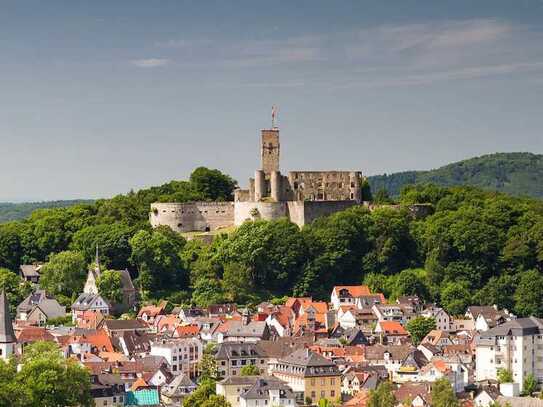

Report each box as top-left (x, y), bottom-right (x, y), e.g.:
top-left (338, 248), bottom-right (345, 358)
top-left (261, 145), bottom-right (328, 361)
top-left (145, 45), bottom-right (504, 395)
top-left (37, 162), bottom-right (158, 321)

top-left (476, 317), bottom-right (543, 391)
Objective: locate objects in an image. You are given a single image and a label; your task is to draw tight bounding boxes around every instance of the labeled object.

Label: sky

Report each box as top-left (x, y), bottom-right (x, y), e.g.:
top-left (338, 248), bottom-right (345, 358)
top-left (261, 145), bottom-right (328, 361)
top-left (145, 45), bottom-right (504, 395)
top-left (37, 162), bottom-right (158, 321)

top-left (1, 0), bottom-right (543, 201)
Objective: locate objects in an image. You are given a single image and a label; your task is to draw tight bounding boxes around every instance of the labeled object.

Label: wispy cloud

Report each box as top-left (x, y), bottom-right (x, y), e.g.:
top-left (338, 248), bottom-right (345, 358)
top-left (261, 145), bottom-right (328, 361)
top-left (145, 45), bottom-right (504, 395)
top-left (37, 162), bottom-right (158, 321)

top-left (130, 58), bottom-right (170, 68)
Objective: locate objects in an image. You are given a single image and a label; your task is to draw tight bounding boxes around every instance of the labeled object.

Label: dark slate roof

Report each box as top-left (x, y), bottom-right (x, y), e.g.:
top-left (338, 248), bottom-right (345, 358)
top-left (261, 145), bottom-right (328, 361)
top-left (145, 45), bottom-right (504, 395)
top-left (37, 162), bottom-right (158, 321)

top-left (241, 378), bottom-right (294, 400)
top-left (480, 317), bottom-right (543, 338)
top-left (280, 348), bottom-right (335, 368)
top-left (215, 342), bottom-right (268, 359)
top-left (0, 290), bottom-right (16, 343)
top-left (71, 293), bottom-right (110, 311)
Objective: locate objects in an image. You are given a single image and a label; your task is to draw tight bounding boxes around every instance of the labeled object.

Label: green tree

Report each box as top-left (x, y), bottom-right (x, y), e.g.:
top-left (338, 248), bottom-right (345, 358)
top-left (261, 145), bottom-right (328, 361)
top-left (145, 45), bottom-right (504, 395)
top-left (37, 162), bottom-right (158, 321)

top-left (201, 395), bottom-right (231, 407)
top-left (39, 251), bottom-right (88, 303)
top-left (199, 353), bottom-right (219, 381)
top-left (406, 317), bottom-right (436, 345)
top-left (523, 373), bottom-right (538, 395)
top-left (360, 179), bottom-right (373, 202)
top-left (189, 167), bottom-right (237, 201)
top-left (474, 274), bottom-right (517, 312)
top-left (497, 368), bottom-right (513, 384)
top-left (373, 188), bottom-right (393, 204)
top-left (0, 267), bottom-right (32, 315)
top-left (431, 378), bottom-right (459, 407)
top-left (240, 364), bottom-right (261, 376)
top-left (184, 379), bottom-right (217, 407)
top-left (220, 219), bottom-right (307, 296)
top-left (392, 268), bottom-right (429, 300)
top-left (367, 381), bottom-right (396, 407)
top-left (514, 270), bottom-right (543, 317)
top-left (222, 262), bottom-right (256, 304)
top-left (130, 226), bottom-right (187, 296)
top-left (97, 270), bottom-right (124, 304)
top-left (16, 341), bottom-right (93, 407)
top-left (440, 282), bottom-right (471, 315)
top-left (70, 223), bottom-right (135, 270)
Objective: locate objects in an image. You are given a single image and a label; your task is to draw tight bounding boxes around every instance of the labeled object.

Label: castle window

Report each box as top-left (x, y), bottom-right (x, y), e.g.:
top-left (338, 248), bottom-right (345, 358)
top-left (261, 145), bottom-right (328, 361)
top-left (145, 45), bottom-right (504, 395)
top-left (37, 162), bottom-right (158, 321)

top-left (350, 193), bottom-right (354, 199)
top-left (293, 182), bottom-right (298, 189)
top-left (351, 182), bottom-right (355, 187)
top-left (178, 223), bottom-right (183, 228)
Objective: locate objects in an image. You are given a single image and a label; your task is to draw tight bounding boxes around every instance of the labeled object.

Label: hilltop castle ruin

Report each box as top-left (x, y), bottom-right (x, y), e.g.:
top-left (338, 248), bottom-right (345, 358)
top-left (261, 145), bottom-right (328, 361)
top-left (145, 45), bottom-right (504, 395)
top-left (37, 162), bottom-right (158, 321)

top-left (150, 126), bottom-right (364, 232)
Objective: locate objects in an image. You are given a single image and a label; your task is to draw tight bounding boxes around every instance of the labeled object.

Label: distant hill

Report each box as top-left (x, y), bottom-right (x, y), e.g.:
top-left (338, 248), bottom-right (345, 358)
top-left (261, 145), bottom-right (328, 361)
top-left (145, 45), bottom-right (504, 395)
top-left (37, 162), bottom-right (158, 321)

top-left (0, 200), bottom-right (94, 223)
top-left (368, 152), bottom-right (543, 199)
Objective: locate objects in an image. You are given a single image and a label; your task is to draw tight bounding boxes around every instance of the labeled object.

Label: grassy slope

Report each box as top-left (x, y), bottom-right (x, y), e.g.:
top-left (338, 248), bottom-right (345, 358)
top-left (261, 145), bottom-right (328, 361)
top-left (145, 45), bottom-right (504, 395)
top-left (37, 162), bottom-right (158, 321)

top-left (368, 152), bottom-right (543, 198)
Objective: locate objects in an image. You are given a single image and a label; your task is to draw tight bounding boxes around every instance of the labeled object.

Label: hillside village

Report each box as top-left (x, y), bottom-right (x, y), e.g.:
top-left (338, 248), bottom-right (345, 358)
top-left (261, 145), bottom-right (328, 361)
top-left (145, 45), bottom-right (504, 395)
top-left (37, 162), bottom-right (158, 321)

top-left (4, 256), bottom-right (543, 407)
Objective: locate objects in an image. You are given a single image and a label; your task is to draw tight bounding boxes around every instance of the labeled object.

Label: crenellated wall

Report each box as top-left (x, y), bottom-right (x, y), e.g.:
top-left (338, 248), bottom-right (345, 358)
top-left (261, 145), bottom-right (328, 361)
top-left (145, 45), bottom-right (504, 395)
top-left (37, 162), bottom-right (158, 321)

top-left (150, 202), bottom-right (235, 233)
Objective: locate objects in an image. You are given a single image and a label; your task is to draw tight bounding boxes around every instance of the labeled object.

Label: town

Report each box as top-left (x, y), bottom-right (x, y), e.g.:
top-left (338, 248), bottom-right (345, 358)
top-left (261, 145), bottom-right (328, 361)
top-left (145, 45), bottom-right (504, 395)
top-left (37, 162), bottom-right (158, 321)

top-left (3, 265), bottom-right (542, 407)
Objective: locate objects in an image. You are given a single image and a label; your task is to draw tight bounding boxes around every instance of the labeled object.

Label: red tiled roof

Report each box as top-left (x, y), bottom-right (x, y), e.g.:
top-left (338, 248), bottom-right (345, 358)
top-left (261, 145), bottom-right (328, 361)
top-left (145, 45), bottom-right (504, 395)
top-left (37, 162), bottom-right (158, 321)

top-left (333, 285), bottom-right (371, 297)
top-left (174, 324), bottom-right (200, 338)
top-left (16, 326), bottom-right (55, 343)
top-left (378, 321), bottom-right (407, 335)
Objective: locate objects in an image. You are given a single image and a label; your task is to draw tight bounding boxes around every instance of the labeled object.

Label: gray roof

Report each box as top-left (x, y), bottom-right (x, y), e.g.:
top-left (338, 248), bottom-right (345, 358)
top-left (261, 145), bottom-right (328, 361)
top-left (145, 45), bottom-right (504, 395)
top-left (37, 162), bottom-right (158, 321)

top-left (102, 319), bottom-right (148, 331)
top-left (225, 321), bottom-right (269, 338)
top-left (480, 317), bottom-right (543, 338)
top-left (19, 264), bottom-right (40, 277)
top-left (72, 293), bottom-right (110, 311)
top-left (279, 348), bottom-right (333, 367)
top-left (31, 299), bottom-right (66, 319)
top-left (241, 378), bottom-right (294, 400)
top-left (161, 374), bottom-right (197, 397)
top-left (17, 289), bottom-right (51, 313)
top-left (215, 342), bottom-right (268, 359)
top-left (276, 348), bottom-right (340, 377)
top-left (0, 291), bottom-right (16, 343)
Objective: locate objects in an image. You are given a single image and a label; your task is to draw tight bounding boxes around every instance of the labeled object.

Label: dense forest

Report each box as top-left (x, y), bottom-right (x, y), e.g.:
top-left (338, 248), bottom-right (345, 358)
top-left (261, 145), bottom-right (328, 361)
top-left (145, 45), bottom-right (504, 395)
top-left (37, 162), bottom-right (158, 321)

top-left (368, 152), bottom-right (543, 199)
top-left (0, 200), bottom-right (94, 223)
top-left (0, 166), bottom-right (542, 319)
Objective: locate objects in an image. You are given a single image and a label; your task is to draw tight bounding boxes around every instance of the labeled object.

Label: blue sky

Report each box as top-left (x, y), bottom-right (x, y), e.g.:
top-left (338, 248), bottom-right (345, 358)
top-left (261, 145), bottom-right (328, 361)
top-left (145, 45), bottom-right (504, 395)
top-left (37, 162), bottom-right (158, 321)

top-left (1, 0), bottom-right (543, 201)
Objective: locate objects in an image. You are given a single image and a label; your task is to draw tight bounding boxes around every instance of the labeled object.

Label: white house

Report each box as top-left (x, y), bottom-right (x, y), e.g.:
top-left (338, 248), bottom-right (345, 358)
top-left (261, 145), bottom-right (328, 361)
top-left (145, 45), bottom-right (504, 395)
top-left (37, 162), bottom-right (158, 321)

top-left (150, 338), bottom-right (203, 377)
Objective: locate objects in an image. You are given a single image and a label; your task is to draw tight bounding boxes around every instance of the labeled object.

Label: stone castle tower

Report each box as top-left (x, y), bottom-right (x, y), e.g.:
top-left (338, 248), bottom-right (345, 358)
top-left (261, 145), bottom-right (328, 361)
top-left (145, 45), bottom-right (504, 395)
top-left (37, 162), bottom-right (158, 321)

top-left (149, 119), bottom-right (365, 232)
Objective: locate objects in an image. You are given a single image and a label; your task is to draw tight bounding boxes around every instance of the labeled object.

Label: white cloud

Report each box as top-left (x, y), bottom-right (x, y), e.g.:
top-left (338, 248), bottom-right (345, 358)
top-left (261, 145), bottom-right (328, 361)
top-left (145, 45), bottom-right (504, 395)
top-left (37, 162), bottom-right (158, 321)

top-left (131, 58), bottom-right (170, 68)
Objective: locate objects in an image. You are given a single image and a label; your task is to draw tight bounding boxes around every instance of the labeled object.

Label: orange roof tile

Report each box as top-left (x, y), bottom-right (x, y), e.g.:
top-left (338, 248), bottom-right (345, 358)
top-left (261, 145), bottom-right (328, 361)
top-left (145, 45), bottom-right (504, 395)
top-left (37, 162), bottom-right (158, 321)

top-left (333, 285), bottom-right (371, 297)
top-left (86, 329), bottom-right (114, 353)
top-left (174, 324), bottom-right (200, 337)
top-left (378, 321), bottom-right (407, 335)
top-left (131, 377), bottom-right (148, 391)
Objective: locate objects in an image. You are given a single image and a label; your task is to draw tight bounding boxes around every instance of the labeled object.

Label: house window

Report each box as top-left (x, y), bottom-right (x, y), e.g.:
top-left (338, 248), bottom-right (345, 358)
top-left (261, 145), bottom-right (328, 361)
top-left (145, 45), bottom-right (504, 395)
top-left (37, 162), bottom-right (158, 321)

top-left (331, 391), bottom-right (335, 397)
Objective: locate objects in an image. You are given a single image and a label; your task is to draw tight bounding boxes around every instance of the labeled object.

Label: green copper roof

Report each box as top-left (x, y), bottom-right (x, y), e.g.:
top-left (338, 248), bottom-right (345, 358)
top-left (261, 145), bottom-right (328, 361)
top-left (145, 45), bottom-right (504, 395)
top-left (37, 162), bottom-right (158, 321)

top-left (124, 389), bottom-right (160, 406)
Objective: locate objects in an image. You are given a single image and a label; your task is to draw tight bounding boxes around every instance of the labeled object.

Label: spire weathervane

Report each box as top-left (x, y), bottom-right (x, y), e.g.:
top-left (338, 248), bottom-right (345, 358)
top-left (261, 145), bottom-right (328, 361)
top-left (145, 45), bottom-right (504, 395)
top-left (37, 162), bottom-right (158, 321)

top-left (271, 105), bottom-right (278, 128)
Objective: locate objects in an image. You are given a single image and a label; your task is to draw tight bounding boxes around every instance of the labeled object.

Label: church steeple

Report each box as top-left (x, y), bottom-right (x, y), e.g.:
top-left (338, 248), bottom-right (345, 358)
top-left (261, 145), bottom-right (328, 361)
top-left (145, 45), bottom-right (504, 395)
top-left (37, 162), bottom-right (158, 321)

top-left (95, 245), bottom-right (101, 277)
top-left (0, 290), bottom-right (16, 360)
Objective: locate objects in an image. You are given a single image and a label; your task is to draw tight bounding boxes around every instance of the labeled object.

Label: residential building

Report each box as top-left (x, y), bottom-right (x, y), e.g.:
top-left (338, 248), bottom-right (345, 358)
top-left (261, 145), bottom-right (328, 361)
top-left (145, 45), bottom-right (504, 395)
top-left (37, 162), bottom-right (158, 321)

top-left (240, 377), bottom-right (296, 407)
top-left (466, 306), bottom-right (514, 332)
top-left (16, 289), bottom-right (66, 324)
top-left (215, 342), bottom-right (269, 378)
top-left (161, 373), bottom-right (197, 406)
top-left (221, 309), bottom-right (271, 343)
top-left (476, 317), bottom-right (543, 391)
top-left (330, 286), bottom-right (372, 310)
top-left (217, 376), bottom-right (264, 407)
top-left (150, 338), bottom-right (202, 377)
top-left (270, 348), bottom-right (341, 404)
top-left (19, 264), bottom-right (42, 284)
top-left (421, 306), bottom-right (452, 332)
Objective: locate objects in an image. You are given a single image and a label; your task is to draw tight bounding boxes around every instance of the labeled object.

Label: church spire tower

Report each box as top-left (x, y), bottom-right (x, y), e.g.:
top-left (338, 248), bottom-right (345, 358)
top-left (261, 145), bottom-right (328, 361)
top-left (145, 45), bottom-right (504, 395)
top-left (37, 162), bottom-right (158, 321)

top-left (0, 290), bottom-right (16, 360)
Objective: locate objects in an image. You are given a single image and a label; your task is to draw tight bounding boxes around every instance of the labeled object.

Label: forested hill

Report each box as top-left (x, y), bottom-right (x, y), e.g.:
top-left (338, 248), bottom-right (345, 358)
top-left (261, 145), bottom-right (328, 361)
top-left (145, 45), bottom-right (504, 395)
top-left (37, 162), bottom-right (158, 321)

top-left (0, 200), bottom-right (94, 223)
top-left (368, 152), bottom-right (543, 199)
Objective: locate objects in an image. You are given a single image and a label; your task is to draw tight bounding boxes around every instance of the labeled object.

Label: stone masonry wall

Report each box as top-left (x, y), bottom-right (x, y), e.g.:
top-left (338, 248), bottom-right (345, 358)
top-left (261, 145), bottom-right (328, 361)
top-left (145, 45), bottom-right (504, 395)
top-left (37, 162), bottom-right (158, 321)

top-left (150, 202), bottom-right (235, 233)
